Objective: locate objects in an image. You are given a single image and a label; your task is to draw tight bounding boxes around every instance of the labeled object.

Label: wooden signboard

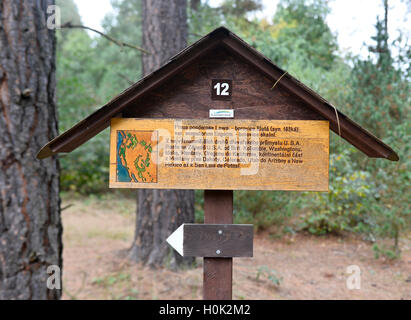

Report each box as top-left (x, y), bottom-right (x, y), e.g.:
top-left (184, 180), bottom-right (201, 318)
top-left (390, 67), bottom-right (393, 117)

top-left (109, 118), bottom-right (329, 191)
top-left (166, 224), bottom-right (253, 258)
top-left (37, 27), bottom-right (398, 302)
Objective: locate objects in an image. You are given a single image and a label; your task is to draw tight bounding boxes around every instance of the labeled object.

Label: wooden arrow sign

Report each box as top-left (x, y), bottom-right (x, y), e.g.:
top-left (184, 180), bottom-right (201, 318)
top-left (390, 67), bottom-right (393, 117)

top-left (166, 224), bottom-right (253, 258)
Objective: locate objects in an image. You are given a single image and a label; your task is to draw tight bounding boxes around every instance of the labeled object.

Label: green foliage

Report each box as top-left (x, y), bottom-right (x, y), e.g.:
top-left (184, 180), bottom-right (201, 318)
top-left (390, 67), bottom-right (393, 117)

top-left (256, 266), bottom-right (282, 286)
top-left (92, 272), bottom-right (131, 287)
top-left (234, 191), bottom-right (300, 232)
top-left (56, 8), bottom-right (110, 193)
top-left (57, 0), bottom-right (81, 25)
top-left (57, 0), bottom-right (142, 193)
top-left (56, 0), bottom-right (82, 50)
top-left (342, 16), bottom-right (410, 256)
top-left (301, 150), bottom-right (379, 235)
top-left (96, 0), bottom-right (143, 101)
top-left (200, 0), bottom-right (337, 72)
top-left (372, 243), bottom-right (401, 260)
top-left (300, 13), bottom-right (410, 258)
top-left (272, 0), bottom-right (337, 70)
top-left (60, 133), bottom-right (110, 194)
top-left (188, 1), bottom-right (225, 42)
top-left (220, 0), bottom-right (262, 17)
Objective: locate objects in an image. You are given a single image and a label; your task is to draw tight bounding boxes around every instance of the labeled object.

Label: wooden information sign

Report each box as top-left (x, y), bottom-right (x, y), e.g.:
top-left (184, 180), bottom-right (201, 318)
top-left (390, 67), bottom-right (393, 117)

top-left (37, 27), bottom-right (398, 302)
top-left (110, 118), bottom-right (329, 191)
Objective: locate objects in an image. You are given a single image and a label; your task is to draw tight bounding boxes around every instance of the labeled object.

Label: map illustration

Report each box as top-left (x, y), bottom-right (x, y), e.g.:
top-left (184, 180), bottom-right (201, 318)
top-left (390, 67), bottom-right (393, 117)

top-left (116, 130), bottom-right (157, 183)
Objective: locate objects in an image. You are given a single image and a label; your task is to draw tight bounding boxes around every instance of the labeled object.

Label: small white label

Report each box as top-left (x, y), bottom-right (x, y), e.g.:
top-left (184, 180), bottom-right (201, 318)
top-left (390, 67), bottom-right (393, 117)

top-left (209, 109), bottom-right (234, 118)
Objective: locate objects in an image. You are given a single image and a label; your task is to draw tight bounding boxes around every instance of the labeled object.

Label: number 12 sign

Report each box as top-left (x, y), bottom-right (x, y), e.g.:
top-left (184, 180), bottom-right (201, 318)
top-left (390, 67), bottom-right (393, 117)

top-left (212, 79), bottom-right (232, 100)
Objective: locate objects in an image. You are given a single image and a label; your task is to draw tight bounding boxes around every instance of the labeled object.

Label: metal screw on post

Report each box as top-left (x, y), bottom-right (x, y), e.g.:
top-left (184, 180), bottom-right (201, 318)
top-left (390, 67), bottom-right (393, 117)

top-left (216, 250), bottom-right (221, 255)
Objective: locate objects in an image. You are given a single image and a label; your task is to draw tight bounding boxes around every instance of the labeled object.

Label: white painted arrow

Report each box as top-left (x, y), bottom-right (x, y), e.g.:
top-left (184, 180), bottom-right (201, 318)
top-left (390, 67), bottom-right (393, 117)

top-left (166, 224), bottom-right (184, 256)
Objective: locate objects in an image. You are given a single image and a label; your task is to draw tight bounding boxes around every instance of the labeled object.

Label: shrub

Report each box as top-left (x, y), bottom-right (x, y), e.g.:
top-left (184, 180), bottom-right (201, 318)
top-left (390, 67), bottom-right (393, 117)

top-left (301, 150), bottom-right (379, 235)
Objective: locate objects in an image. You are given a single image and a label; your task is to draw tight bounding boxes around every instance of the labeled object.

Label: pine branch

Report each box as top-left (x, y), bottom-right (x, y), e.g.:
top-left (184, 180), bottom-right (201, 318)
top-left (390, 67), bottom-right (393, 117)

top-left (60, 22), bottom-right (151, 55)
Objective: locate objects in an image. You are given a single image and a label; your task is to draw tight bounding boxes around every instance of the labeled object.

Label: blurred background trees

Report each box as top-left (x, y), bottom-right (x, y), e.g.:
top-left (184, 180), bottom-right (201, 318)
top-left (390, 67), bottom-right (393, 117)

top-left (56, 0), bottom-right (410, 259)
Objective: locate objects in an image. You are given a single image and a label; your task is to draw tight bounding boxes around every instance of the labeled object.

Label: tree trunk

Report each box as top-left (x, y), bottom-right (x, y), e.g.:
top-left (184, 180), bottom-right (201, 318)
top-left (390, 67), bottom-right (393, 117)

top-left (0, 0), bottom-right (62, 299)
top-left (140, 0), bottom-right (188, 75)
top-left (191, 0), bottom-right (201, 11)
top-left (132, 190), bottom-right (194, 267)
top-left (383, 0), bottom-right (388, 39)
top-left (130, 0), bottom-right (195, 268)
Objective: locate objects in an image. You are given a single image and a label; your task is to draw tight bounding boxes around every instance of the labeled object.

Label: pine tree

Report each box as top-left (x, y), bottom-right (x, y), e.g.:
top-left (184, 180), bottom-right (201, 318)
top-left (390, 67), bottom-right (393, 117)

top-left (0, 0), bottom-right (62, 299)
top-left (129, 0), bottom-right (195, 269)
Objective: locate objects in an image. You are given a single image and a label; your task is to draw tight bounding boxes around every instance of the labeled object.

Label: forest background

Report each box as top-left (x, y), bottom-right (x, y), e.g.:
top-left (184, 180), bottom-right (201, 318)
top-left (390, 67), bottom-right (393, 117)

top-left (57, 0), bottom-right (410, 259)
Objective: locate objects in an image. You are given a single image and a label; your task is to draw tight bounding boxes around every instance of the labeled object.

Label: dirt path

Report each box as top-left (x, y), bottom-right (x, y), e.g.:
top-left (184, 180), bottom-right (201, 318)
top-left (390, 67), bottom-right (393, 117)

top-left (61, 195), bottom-right (410, 300)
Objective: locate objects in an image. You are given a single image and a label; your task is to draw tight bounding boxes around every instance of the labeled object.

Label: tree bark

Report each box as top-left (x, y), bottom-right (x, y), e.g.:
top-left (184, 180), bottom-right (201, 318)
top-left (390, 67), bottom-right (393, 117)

top-left (383, 0), bottom-right (389, 54)
top-left (383, 0), bottom-right (388, 39)
top-left (191, 0), bottom-right (201, 11)
top-left (141, 0), bottom-right (188, 75)
top-left (130, 0), bottom-right (195, 268)
top-left (132, 189), bottom-right (194, 267)
top-left (0, 0), bottom-right (62, 299)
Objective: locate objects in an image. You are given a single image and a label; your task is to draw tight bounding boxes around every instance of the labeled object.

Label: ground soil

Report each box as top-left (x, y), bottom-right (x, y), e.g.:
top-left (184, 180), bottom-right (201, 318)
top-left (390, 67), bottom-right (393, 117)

top-left (61, 194), bottom-right (410, 300)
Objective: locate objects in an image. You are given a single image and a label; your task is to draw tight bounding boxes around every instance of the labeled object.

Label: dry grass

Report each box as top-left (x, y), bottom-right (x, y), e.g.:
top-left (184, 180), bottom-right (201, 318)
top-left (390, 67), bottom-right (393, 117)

top-left (61, 193), bottom-right (411, 300)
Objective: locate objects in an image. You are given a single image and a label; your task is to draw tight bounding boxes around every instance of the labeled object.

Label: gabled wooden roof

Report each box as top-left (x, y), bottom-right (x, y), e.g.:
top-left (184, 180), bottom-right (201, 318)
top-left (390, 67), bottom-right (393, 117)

top-left (37, 27), bottom-right (398, 161)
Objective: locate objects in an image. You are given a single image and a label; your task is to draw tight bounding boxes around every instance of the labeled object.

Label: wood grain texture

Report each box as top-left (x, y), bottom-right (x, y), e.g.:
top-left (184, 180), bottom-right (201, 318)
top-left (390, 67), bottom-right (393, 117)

top-left (123, 47), bottom-right (324, 121)
top-left (110, 118), bottom-right (329, 191)
top-left (203, 190), bottom-right (233, 300)
top-left (183, 224), bottom-right (253, 257)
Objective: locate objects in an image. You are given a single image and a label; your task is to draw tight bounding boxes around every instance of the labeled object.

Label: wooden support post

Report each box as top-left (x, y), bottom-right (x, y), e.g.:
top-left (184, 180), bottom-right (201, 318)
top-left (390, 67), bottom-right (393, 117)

top-left (203, 190), bottom-right (233, 300)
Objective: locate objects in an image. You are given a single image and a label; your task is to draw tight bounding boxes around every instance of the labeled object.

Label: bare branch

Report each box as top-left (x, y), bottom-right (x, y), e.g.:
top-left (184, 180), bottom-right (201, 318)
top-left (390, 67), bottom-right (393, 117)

top-left (116, 72), bottom-right (136, 85)
top-left (61, 204), bottom-right (74, 212)
top-left (60, 22), bottom-right (151, 55)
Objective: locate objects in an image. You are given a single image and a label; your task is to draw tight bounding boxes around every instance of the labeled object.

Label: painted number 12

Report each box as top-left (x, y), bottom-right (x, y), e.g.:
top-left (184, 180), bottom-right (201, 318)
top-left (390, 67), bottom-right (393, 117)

top-left (214, 82), bottom-right (230, 96)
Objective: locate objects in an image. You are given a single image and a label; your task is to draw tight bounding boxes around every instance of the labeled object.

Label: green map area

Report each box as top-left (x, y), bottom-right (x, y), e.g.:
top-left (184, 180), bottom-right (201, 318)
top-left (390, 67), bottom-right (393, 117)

top-left (117, 130), bottom-right (156, 183)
